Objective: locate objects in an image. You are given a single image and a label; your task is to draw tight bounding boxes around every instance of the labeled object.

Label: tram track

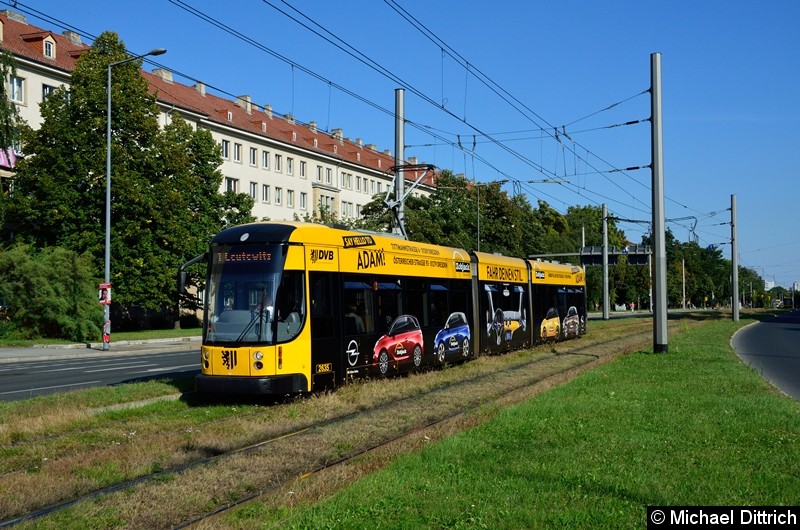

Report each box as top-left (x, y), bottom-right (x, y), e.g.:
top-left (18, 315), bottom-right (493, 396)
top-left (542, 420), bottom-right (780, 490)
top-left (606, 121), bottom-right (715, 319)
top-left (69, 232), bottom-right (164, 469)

top-left (0, 320), bottom-right (679, 529)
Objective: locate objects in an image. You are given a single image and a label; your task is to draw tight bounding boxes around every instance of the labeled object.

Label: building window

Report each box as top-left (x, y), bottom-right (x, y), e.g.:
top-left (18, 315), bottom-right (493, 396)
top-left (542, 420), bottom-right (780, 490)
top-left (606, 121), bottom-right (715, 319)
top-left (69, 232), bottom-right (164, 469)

top-left (316, 165), bottom-right (323, 182)
top-left (9, 76), bottom-right (24, 104)
top-left (356, 176), bottom-right (361, 192)
top-left (287, 189), bottom-right (294, 208)
top-left (249, 147), bottom-right (257, 166)
top-left (274, 154), bottom-right (282, 173)
top-left (300, 161), bottom-right (307, 179)
top-left (319, 194), bottom-right (335, 214)
top-left (44, 41), bottom-right (55, 59)
top-left (300, 192), bottom-right (307, 210)
top-left (326, 168), bottom-right (332, 185)
top-left (287, 157), bottom-right (294, 175)
top-left (221, 139), bottom-right (230, 160)
top-left (370, 179), bottom-right (375, 195)
top-left (356, 204), bottom-right (362, 216)
top-left (233, 143), bottom-right (242, 163)
top-left (42, 84), bottom-right (56, 100)
top-left (377, 182), bottom-right (382, 194)
top-left (275, 187), bottom-right (282, 205)
top-left (262, 150), bottom-right (270, 169)
top-left (225, 177), bottom-right (238, 192)
top-left (262, 184), bottom-right (270, 203)
top-left (249, 181), bottom-right (257, 199)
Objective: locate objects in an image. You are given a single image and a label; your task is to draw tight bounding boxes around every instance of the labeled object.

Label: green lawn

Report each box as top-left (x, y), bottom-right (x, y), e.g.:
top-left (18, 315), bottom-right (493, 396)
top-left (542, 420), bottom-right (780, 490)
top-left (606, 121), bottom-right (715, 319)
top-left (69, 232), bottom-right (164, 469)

top-left (0, 327), bottom-right (201, 348)
top-left (233, 318), bottom-right (799, 529)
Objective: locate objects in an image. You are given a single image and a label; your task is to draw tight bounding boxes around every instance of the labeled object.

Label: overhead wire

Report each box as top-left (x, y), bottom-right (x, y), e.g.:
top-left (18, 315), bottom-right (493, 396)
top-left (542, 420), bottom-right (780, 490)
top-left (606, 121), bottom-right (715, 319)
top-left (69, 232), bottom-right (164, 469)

top-left (11, 0), bottom-right (736, 244)
top-left (382, 0), bottom-right (655, 209)
top-left (11, 0), bottom-right (650, 218)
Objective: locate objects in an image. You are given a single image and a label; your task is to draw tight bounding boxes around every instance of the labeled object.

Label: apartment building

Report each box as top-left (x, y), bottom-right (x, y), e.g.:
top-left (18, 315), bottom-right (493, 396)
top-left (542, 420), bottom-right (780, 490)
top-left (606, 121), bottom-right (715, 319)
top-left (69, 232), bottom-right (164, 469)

top-left (0, 10), bottom-right (433, 220)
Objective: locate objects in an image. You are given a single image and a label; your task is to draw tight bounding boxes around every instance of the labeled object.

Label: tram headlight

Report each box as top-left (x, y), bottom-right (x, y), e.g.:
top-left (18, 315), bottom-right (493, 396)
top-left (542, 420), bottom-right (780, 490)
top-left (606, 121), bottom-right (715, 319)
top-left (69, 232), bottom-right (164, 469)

top-left (202, 348), bottom-right (210, 361)
top-left (253, 351), bottom-right (264, 361)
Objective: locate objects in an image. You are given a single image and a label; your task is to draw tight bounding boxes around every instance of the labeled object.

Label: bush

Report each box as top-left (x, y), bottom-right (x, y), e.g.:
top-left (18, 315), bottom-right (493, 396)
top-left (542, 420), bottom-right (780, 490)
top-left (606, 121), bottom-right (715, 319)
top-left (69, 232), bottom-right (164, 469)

top-left (0, 244), bottom-right (102, 341)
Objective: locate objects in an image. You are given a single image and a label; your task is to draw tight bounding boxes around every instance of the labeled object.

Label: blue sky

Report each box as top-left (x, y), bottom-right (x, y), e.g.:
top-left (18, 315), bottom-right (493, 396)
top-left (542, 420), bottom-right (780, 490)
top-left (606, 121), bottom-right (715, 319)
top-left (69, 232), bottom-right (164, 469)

top-left (11, 0), bottom-right (800, 288)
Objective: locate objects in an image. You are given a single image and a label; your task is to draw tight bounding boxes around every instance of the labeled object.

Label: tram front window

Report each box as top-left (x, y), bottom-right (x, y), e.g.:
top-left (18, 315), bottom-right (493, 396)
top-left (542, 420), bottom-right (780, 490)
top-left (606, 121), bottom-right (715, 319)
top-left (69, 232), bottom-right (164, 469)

top-left (204, 244), bottom-right (304, 345)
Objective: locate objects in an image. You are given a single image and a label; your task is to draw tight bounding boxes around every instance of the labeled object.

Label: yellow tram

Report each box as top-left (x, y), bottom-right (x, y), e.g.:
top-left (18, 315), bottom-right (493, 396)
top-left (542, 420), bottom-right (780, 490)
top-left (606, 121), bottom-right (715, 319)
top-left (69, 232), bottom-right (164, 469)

top-left (194, 222), bottom-right (586, 395)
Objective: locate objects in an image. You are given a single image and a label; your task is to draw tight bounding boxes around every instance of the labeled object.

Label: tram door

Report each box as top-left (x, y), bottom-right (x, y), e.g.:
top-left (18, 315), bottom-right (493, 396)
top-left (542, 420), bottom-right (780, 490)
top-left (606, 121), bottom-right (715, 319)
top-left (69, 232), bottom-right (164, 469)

top-left (309, 272), bottom-right (341, 390)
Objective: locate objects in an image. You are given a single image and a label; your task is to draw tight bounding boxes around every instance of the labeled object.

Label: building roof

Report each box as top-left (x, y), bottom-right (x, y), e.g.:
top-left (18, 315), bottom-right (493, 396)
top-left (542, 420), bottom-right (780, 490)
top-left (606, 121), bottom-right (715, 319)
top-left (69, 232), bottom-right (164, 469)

top-left (0, 10), bottom-right (88, 72)
top-left (0, 10), bottom-right (436, 188)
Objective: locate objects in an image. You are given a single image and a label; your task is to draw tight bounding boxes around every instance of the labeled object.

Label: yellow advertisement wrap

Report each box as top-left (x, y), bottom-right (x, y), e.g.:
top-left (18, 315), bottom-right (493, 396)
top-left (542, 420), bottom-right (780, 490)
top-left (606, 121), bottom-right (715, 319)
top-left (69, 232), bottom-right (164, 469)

top-left (529, 260), bottom-right (586, 287)
top-left (474, 251), bottom-right (528, 283)
top-left (338, 238), bottom-right (471, 280)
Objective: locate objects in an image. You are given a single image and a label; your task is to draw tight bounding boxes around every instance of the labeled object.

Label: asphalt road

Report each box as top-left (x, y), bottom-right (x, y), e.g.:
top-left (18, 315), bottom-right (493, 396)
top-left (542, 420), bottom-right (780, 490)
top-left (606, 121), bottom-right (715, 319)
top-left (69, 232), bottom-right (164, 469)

top-left (0, 347), bottom-right (200, 402)
top-left (732, 310), bottom-right (800, 400)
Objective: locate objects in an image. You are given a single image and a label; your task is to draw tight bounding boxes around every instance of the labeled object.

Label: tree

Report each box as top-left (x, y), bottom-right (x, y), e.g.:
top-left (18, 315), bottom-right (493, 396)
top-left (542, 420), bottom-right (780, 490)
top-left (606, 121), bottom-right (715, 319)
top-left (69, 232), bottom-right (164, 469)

top-left (0, 244), bottom-right (101, 341)
top-left (1, 32), bottom-right (254, 333)
top-left (0, 46), bottom-right (20, 151)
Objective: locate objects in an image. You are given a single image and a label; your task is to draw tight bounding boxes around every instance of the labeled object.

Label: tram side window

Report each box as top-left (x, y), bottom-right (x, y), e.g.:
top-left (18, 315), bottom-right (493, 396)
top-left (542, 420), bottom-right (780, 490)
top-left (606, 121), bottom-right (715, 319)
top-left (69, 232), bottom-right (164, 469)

top-left (343, 276), bottom-right (373, 335)
top-left (275, 271), bottom-right (305, 341)
top-left (374, 278), bottom-right (401, 332)
top-left (532, 284), bottom-right (550, 326)
top-left (404, 277), bottom-right (426, 327)
top-left (449, 286), bottom-right (470, 322)
top-left (310, 273), bottom-right (335, 338)
top-left (428, 282), bottom-right (449, 327)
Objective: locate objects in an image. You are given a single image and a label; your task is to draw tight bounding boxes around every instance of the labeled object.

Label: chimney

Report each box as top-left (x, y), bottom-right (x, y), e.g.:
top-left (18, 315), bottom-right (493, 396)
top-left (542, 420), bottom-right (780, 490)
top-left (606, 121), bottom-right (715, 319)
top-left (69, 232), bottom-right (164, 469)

top-left (332, 128), bottom-right (343, 144)
top-left (408, 156), bottom-right (418, 165)
top-left (62, 30), bottom-right (81, 45)
top-left (265, 104), bottom-right (272, 118)
top-left (309, 121), bottom-right (317, 133)
top-left (383, 150), bottom-right (392, 156)
top-left (193, 82), bottom-right (206, 96)
top-left (236, 95), bottom-right (252, 114)
top-left (366, 144), bottom-right (377, 151)
top-left (285, 113), bottom-right (295, 124)
top-left (152, 68), bottom-right (173, 83)
top-left (1, 10), bottom-right (27, 23)
top-left (356, 138), bottom-right (363, 147)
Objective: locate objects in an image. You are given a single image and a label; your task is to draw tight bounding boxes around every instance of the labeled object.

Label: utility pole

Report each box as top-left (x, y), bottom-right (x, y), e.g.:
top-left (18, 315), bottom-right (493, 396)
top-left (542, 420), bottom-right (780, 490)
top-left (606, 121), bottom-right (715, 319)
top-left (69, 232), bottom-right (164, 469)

top-left (731, 194), bottom-right (739, 321)
top-left (393, 88), bottom-right (405, 237)
top-left (602, 204), bottom-right (609, 320)
top-left (682, 258), bottom-right (686, 310)
top-left (651, 52), bottom-right (668, 353)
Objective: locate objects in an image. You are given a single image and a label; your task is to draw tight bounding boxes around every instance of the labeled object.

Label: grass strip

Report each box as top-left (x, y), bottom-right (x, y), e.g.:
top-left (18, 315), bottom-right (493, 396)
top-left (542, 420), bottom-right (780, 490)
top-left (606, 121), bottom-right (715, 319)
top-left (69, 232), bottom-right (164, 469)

top-left (249, 319), bottom-right (800, 529)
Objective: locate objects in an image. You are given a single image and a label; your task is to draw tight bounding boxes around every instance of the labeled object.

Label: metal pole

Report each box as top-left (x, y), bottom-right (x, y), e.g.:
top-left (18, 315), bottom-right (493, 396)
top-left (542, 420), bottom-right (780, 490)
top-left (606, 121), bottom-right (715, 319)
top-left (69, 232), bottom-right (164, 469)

top-left (394, 89), bottom-right (405, 237)
top-left (602, 204), bottom-right (609, 320)
top-left (104, 48), bottom-right (166, 351)
top-left (476, 185), bottom-right (480, 252)
top-left (651, 52), bottom-right (668, 353)
top-left (682, 258), bottom-right (686, 310)
top-left (731, 194), bottom-right (739, 321)
top-left (104, 63), bottom-right (112, 351)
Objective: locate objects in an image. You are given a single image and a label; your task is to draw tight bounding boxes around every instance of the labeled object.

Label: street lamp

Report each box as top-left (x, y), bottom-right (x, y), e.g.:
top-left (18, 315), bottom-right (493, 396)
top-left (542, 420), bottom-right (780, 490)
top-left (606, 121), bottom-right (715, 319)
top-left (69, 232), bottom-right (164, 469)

top-left (104, 47), bottom-right (166, 350)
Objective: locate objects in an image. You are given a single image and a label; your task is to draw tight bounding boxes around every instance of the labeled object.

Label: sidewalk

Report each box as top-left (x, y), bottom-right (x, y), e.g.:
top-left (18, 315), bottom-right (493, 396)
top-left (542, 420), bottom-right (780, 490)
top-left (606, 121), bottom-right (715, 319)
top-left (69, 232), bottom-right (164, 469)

top-left (0, 336), bottom-right (202, 364)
